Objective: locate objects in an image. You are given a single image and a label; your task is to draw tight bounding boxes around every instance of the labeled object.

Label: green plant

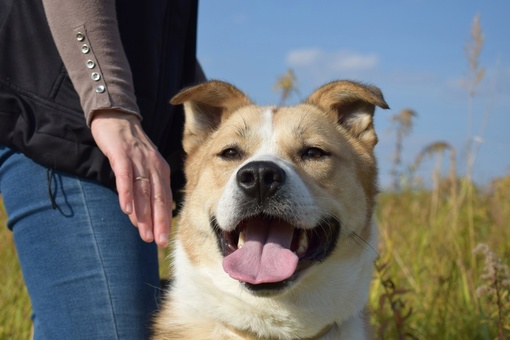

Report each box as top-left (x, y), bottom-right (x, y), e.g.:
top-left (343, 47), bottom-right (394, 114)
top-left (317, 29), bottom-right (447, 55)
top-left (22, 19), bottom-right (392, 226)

top-left (372, 258), bottom-right (416, 339)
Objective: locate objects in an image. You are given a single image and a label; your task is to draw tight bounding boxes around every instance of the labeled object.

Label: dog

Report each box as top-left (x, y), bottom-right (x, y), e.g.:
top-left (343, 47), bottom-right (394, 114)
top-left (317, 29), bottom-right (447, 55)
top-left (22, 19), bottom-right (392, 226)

top-left (153, 80), bottom-right (389, 339)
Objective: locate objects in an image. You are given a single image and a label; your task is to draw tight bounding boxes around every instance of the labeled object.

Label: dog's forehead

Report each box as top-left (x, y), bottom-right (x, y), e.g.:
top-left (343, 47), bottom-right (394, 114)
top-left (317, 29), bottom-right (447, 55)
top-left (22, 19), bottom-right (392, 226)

top-left (214, 104), bottom-right (337, 159)
top-left (211, 105), bottom-right (342, 168)
top-left (227, 104), bottom-right (328, 137)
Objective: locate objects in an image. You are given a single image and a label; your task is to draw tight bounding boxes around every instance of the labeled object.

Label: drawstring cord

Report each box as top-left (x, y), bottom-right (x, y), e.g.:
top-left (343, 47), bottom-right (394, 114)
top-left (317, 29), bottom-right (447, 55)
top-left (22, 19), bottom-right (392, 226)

top-left (47, 168), bottom-right (57, 209)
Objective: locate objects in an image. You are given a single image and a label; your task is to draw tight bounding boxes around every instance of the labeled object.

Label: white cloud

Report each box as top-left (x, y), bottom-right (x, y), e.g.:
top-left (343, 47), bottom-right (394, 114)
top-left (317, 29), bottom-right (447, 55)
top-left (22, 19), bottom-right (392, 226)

top-left (286, 48), bottom-right (323, 66)
top-left (329, 52), bottom-right (378, 72)
top-left (286, 48), bottom-right (379, 72)
top-left (284, 48), bottom-right (380, 87)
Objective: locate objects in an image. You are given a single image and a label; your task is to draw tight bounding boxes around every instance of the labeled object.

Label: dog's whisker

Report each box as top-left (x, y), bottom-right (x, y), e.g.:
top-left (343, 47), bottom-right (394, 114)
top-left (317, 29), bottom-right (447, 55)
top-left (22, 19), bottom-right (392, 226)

top-left (349, 232), bottom-right (379, 257)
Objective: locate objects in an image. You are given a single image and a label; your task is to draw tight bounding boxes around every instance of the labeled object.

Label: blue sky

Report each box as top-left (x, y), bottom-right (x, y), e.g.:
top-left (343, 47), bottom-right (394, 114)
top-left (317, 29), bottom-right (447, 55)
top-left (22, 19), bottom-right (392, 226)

top-left (196, 1), bottom-right (510, 188)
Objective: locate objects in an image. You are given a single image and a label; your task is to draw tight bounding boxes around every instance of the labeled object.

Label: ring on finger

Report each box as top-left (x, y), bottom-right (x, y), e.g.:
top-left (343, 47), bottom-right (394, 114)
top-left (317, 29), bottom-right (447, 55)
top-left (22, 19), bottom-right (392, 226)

top-left (134, 176), bottom-right (150, 182)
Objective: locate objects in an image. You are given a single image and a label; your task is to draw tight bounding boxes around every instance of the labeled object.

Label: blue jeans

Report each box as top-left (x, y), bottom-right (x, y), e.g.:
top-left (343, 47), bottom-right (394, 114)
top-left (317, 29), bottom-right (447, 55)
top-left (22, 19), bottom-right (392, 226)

top-left (0, 146), bottom-right (160, 339)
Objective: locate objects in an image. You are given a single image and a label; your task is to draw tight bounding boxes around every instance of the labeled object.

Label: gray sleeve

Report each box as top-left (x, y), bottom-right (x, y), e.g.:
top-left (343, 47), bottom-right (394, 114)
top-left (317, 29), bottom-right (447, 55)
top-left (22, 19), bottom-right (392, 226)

top-left (41, 0), bottom-right (142, 125)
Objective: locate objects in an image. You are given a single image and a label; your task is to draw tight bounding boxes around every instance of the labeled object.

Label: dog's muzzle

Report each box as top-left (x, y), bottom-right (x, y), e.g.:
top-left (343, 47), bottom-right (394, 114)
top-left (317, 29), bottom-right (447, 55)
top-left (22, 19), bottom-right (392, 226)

top-left (213, 160), bottom-right (341, 293)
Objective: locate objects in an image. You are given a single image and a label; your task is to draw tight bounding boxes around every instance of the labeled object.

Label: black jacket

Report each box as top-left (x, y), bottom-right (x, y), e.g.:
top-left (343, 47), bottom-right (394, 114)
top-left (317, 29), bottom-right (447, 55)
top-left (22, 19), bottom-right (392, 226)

top-left (0, 0), bottom-right (199, 204)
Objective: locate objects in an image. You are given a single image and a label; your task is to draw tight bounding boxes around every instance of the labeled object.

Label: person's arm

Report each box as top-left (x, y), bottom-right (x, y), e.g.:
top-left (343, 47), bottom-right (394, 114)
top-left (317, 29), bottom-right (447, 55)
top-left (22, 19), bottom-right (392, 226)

top-left (41, 0), bottom-right (172, 247)
top-left (41, 0), bottom-right (140, 124)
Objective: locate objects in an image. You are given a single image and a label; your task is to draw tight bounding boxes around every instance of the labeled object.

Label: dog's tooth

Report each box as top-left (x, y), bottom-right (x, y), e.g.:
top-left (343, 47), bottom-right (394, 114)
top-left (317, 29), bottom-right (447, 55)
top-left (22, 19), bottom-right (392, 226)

top-left (238, 230), bottom-right (245, 249)
top-left (296, 230), bottom-right (309, 257)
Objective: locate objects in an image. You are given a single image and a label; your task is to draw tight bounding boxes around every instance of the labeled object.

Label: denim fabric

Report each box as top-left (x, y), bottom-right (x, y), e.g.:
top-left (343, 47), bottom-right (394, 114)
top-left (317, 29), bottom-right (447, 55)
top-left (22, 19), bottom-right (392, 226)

top-left (0, 145), bottom-right (161, 339)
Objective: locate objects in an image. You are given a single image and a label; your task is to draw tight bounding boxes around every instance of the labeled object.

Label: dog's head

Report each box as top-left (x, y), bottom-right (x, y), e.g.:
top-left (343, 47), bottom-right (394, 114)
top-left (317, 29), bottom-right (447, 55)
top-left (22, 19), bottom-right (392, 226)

top-left (172, 80), bottom-right (388, 296)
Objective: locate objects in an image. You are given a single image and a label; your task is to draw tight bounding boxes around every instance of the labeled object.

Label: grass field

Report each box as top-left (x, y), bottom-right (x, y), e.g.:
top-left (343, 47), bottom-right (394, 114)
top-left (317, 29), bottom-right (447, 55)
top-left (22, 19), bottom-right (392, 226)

top-left (1, 175), bottom-right (509, 339)
top-left (371, 177), bottom-right (510, 339)
top-left (0, 198), bottom-right (32, 339)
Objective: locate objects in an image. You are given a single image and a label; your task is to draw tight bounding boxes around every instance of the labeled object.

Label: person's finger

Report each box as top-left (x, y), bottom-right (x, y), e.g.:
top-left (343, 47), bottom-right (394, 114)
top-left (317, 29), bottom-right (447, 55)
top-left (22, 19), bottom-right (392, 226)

top-left (150, 167), bottom-right (172, 247)
top-left (111, 154), bottom-right (135, 215)
top-left (127, 211), bottom-right (138, 227)
top-left (133, 174), bottom-right (154, 242)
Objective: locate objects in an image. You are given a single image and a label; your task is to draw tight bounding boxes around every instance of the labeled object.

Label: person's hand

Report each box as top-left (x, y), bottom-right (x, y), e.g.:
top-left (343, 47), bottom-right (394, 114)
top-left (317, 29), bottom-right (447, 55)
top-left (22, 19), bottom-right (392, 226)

top-left (90, 110), bottom-right (172, 247)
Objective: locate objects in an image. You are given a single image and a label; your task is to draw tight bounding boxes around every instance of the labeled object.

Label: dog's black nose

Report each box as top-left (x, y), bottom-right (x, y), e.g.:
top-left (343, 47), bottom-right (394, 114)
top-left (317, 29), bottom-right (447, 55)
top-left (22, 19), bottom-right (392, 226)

top-left (237, 161), bottom-right (286, 202)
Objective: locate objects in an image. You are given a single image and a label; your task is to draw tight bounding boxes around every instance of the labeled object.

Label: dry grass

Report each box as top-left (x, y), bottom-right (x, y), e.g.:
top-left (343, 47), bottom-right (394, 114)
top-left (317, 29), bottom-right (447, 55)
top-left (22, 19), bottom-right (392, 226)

top-left (0, 197), bottom-right (32, 339)
top-left (2, 177), bottom-right (509, 338)
top-left (370, 177), bottom-right (510, 339)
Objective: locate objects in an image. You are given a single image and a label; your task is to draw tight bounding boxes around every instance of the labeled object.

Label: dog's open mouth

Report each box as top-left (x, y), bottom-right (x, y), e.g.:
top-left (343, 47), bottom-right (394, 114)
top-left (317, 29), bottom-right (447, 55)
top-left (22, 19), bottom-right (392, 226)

top-left (212, 215), bottom-right (340, 291)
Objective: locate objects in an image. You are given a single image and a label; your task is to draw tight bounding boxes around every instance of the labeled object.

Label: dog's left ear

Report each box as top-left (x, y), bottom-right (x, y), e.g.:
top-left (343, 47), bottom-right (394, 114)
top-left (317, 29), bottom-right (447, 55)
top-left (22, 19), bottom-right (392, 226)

top-left (171, 80), bottom-right (252, 154)
top-left (305, 81), bottom-right (389, 148)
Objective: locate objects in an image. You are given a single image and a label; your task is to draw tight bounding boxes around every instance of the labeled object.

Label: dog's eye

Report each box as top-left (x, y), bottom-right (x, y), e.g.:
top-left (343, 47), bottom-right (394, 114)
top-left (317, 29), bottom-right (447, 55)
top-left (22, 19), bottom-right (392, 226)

top-left (219, 148), bottom-right (242, 160)
top-left (301, 147), bottom-right (329, 160)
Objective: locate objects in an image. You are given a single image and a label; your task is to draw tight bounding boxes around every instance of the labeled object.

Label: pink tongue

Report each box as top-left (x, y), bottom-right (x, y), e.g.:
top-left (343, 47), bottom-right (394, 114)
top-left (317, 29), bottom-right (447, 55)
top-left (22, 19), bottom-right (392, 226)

top-left (222, 218), bottom-right (298, 284)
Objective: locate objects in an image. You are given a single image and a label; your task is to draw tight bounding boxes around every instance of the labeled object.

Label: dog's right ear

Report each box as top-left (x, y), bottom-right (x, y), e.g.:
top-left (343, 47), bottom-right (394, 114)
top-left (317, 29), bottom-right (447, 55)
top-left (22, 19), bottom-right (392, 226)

top-left (171, 80), bottom-right (252, 154)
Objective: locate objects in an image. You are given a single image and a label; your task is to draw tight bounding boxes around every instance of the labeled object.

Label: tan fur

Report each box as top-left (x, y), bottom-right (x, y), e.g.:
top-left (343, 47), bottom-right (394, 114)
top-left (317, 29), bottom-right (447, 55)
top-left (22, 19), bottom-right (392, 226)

top-left (153, 80), bottom-right (388, 339)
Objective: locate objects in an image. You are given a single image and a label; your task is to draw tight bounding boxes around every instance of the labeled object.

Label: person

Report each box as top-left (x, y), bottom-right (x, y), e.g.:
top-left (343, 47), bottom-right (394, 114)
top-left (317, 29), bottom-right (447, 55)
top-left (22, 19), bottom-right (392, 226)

top-left (0, 0), bottom-right (201, 338)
